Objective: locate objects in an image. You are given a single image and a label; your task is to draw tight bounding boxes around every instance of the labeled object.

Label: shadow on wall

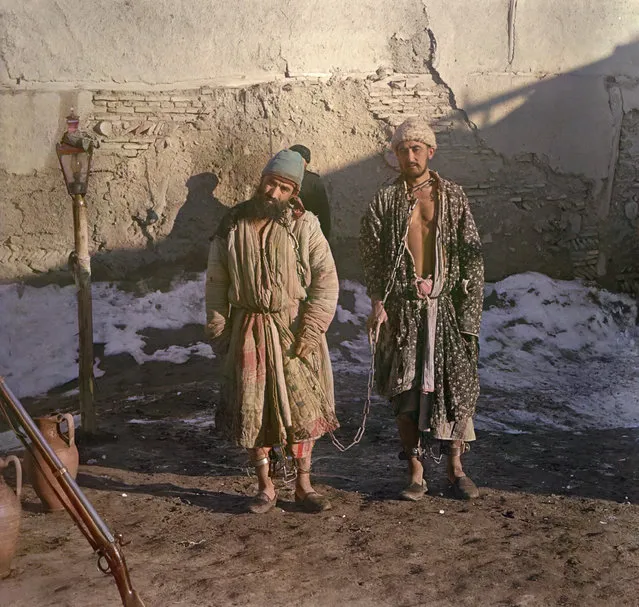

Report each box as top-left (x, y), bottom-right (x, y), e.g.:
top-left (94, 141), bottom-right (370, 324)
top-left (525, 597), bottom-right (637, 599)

top-left (22, 157), bottom-right (397, 288)
top-left (88, 171), bottom-right (228, 285)
top-left (455, 39), bottom-right (639, 290)
top-left (463, 38), bottom-right (639, 145)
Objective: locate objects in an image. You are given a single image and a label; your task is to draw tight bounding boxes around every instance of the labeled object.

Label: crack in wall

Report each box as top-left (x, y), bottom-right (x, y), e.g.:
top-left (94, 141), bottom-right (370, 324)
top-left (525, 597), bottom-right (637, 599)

top-left (601, 81), bottom-right (624, 220)
top-left (507, 0), bottom-right (518, 66)
top-left (424, 27), bottom-right (479, 135)
top-left (0, 48), bottom-right (12, 82)
top-left (11, 200), bottom-right (26, 232)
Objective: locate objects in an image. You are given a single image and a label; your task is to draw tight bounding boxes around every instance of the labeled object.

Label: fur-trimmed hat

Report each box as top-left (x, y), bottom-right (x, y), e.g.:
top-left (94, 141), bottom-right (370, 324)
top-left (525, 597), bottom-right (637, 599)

top-left (391, 118), bottom-right (437, 150)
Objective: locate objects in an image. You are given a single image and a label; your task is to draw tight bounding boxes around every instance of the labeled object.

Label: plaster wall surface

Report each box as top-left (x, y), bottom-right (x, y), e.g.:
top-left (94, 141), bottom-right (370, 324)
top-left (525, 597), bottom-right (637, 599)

top-left (0, 0), bottom-right (428, 84)
top-left (1, 0), bottom-right (639, 292)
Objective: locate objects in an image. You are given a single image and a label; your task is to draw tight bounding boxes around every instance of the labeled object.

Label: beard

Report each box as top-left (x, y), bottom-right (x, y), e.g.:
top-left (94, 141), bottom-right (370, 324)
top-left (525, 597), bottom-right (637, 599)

top-left (402, 162), bottom-right (429, 181)
top-left (245, 189), bottom-right (290, 220)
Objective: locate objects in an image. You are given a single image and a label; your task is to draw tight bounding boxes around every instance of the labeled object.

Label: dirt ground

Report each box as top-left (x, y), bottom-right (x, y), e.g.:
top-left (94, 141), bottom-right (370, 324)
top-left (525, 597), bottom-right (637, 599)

top-left (2, 325), bottom-right (639, 607)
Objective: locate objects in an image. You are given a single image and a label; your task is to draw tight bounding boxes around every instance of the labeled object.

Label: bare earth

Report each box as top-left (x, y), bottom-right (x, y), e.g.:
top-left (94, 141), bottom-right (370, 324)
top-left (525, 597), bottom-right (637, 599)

top-left (2, 325), bottom-right (639, 607)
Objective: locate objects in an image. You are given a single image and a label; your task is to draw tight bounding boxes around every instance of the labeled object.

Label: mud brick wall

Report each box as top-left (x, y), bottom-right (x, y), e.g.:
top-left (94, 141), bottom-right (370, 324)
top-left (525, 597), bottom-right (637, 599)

top-left (0, 73), bottom-right (624, 287)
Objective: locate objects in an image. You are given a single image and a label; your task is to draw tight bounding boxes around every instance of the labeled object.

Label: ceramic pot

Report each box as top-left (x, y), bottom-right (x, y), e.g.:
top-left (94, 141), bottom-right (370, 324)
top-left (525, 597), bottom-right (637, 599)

top-left (0, 455), bottom-right (22, 578)
top-left (25, 413), bottom-right (79, 512)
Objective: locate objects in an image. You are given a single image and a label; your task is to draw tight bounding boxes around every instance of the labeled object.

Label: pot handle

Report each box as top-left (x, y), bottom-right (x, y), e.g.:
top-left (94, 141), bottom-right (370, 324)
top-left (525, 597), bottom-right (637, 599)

top-left (3, 455), bottom-right (22, 500)
top-left (59, 413), bottom-right (76, 447)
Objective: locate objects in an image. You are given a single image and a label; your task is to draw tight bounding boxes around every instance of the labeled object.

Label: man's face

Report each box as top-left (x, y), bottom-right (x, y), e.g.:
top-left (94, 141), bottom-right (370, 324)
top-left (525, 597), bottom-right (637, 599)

top-left (250, 174), bottom-right (297, 220)
top-left (260, 174), bottom-right (296, 204)
top-left (395, 141), bottom-right (435, 180)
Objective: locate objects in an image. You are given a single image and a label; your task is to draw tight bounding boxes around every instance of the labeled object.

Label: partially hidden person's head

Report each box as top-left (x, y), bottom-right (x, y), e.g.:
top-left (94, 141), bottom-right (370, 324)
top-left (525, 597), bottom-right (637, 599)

top-left (289, 144), bottom-right (311, 167)
top-left (251, 149), bottom-right (305, 219)
top-left (391, 118), bottom-right (437, 181)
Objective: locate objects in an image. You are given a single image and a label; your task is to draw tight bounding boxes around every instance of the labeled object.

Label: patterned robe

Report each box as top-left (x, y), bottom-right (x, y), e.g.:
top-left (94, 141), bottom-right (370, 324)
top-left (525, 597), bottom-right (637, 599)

top-left (359, 171), bottom-right (484, 434)
top-left (206, 202), bottom-right (339, 449)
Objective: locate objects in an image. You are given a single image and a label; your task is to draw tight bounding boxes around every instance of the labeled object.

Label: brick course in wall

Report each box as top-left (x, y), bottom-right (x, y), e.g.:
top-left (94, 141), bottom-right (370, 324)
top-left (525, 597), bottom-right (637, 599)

top-left (88, 88), bottom-right (212, 157)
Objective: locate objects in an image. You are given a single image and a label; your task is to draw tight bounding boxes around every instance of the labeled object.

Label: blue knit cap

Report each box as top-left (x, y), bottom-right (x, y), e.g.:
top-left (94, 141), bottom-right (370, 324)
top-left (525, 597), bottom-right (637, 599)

top-left (261, 149), bottom-right (305, 191)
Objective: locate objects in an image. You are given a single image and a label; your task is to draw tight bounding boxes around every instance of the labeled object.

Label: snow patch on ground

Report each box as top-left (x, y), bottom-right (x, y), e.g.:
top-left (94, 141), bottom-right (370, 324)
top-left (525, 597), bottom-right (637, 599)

top-left (0, 275), bottom-right (213, 398)
top-left (1, 272), bottom-right (637, 436)
top-left (128, 414), bottom-right (215, 429)
top-left (331, 280), bottom-right (373, 374)
top-left (332, 274), bottom-right (639, 433)
top-left (479, 272), bottom-right (639, 432)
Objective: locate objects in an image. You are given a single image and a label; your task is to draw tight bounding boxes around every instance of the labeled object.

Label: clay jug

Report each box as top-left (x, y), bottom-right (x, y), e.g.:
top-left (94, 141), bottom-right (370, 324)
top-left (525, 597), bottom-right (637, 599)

top-left (0, 455), bottom-right (22, 578)
top-left (25, 413), bottom-right (79, 512)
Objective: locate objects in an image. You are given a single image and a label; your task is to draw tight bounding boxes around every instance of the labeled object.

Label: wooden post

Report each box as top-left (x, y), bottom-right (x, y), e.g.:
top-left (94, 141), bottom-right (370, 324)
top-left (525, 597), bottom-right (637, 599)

top-left (72, 193), bottom-right (96, 434)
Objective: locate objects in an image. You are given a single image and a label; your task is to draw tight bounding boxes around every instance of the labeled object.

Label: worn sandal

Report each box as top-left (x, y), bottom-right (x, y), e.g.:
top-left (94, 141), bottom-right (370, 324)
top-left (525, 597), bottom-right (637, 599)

top-left (248, 491), bottom-right (277, 514)
top-left (295, 491), bottom-right (332, 513)
top-left (450, 476), bottom-right (479, 500)
top-left (399, 481), bottom-right (427, 502)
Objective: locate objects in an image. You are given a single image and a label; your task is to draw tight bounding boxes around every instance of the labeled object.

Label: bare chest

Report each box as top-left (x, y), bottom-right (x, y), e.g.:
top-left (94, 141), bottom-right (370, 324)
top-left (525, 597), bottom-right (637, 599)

top-left (406, 188), bottom-right (438, 277)
top-left (408, 190), bottom-right (437, 233)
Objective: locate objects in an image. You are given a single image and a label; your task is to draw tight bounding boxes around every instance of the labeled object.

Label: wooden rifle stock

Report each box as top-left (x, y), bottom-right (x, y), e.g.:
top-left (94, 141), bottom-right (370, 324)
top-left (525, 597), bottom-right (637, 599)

top-left (0, 377), bottom-right (145, 607)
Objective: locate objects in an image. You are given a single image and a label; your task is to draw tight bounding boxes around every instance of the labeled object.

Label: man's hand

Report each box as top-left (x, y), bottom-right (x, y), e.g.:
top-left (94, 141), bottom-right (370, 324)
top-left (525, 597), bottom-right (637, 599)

top-left (295, 339), bottom-right (315, 362)
top-left (367, 299), bottom-right (388, 345)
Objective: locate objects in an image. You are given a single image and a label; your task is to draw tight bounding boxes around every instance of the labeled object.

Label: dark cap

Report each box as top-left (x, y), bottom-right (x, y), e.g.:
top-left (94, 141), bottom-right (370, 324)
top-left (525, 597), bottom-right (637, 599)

top-left (289, 144), bottom-right (311, 164)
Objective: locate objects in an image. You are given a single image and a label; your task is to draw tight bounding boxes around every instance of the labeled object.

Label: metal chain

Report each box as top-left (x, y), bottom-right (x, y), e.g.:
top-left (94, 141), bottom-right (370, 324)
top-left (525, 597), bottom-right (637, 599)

top-left (328, 339), bottom-right (376, 452)
top-left (329, 184), bottom-right (419, 452)
top-left (380, 181), bottom-right (418, 308)
top-left (426, 444), bottom-right (444, 464)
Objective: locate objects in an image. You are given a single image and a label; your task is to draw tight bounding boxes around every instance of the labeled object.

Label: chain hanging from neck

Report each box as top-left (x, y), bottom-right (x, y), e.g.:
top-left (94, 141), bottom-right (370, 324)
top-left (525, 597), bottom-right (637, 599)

top-left (407, 174), bottom-right (435, 196)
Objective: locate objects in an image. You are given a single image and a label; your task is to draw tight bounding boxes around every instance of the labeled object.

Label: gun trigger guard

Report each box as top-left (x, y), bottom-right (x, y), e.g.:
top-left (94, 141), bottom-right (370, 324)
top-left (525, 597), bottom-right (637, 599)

top-left (97, 553), bottom-right (111, 574)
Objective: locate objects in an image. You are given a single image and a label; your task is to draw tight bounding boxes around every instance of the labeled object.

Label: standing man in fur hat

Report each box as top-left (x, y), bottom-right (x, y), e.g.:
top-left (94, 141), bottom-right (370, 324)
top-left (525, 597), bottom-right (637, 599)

top-left (360, 118), bottom-right (484, 501)
top-left (206, 149), bottom-right (339, 513)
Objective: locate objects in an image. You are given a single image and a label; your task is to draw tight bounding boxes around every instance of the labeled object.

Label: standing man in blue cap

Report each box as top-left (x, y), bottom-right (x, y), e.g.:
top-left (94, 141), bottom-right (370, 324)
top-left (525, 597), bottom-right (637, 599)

top-left (289, 144), bottom-right (332, 240)
top-left (206, 149), bottom-right (339, 513)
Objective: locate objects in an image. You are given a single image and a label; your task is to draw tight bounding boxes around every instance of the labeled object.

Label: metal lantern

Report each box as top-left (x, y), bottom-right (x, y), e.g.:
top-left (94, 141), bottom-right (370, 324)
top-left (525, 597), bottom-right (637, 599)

top-left (56, 110), bottom-right (94, 196)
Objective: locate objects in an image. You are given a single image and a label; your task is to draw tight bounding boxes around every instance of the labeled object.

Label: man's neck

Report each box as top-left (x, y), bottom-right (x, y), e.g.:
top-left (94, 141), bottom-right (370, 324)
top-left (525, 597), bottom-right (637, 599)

top-left (251, 217), bottom-right (272, 234)
top-left (404, 170), bottom-right (434, 191)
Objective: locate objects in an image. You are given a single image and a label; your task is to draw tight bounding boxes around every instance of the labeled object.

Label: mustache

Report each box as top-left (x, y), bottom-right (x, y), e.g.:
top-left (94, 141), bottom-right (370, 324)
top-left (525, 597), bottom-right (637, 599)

top-left (245, 194), bottom-right (288, 220)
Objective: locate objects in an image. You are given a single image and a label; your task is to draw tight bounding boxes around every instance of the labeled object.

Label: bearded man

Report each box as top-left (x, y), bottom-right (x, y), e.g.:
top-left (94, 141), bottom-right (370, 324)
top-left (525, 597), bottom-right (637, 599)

top-left (360, 118), bottom-right (484, 501)
top-left (206, 149), bottom-right (339, 514)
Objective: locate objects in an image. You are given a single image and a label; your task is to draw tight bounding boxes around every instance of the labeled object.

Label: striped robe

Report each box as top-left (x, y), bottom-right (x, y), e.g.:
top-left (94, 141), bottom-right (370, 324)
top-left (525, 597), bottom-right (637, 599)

top-left (206, 202), bottom-right (339, 449)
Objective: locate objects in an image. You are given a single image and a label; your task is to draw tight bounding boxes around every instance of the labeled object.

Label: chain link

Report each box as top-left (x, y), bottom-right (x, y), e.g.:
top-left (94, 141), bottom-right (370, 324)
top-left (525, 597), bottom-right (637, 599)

top-left (329, 184), bottom-right (420, 452)
top-left (328, 339), bottom-right (376, 452)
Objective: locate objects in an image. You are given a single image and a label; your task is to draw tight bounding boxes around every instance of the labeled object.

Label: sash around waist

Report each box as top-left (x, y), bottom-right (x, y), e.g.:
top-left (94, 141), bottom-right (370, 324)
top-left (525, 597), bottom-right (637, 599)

top-left (231, 302), bottom-right (301, 315)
